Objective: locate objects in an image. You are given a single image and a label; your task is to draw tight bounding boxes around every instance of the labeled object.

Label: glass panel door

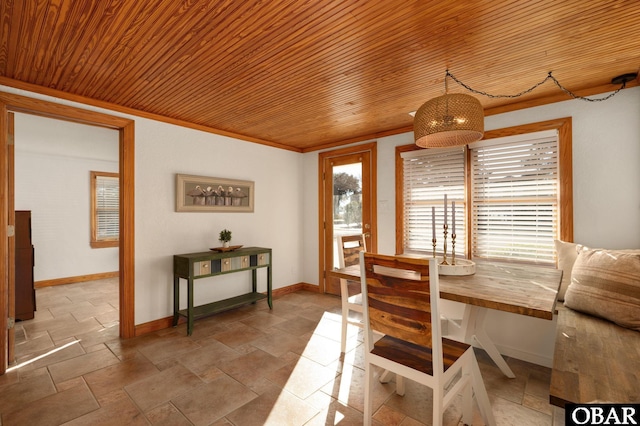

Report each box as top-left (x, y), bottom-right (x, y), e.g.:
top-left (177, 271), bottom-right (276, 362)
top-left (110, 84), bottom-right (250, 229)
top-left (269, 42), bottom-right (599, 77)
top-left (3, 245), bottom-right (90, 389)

top-left (320, 145), bottom-right (375, 296)
top-left (332, 162), bottom-right (363, 269)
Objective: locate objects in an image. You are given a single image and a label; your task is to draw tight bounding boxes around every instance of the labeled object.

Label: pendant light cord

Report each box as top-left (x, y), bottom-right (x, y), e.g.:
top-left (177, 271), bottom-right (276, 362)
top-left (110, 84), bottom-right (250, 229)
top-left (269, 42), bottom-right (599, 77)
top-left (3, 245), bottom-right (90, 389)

top-left (446, 70), bottom-right (629, 102)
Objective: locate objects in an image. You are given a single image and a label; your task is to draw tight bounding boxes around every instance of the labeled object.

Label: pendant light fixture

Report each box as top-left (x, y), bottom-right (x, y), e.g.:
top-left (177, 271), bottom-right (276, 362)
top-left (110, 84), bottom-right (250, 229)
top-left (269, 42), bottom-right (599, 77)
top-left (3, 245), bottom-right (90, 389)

top-left (413, 69), bottom-right (637, 149)
top-left (413, 72), bottom-right (484, 148)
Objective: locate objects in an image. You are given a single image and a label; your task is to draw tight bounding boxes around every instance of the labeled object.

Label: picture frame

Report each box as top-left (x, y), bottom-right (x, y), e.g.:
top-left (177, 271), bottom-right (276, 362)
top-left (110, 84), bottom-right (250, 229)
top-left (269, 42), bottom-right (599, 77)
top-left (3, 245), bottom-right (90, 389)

top-left (176, 174), bottom-right (255, 212)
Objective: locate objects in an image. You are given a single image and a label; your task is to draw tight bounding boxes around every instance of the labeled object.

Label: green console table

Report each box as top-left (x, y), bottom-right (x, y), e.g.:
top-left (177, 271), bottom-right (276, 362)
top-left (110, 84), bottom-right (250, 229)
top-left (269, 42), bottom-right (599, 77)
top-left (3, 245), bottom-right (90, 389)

top-left (173, 246), bottom-right (272, 335)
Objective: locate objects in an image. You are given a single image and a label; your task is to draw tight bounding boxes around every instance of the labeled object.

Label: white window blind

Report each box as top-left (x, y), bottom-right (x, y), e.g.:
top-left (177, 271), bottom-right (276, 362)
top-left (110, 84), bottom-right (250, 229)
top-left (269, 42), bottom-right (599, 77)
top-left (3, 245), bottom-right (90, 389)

top-left (95, 174), bottom-right (119, 240)
top-left (470, 131), bottom-right (558, 264)
top-left (401, 146), bottom-right (466, 255)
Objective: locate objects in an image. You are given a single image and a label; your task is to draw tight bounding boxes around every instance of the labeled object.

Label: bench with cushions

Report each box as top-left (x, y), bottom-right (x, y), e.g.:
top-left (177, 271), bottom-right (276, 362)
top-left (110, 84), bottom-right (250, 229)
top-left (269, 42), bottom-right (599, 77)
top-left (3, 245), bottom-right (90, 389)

top-left (549, 241), bottom-right (640, 418)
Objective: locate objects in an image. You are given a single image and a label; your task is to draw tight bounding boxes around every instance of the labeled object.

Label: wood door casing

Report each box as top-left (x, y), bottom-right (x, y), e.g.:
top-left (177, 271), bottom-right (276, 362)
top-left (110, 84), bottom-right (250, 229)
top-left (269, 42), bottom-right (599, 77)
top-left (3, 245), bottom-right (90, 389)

top-left (7, 113), bottom-right (14, 364)
top-left (0, 91), bottom-right (135, 375)
top-left (318, 142), bottom-right (377, 296)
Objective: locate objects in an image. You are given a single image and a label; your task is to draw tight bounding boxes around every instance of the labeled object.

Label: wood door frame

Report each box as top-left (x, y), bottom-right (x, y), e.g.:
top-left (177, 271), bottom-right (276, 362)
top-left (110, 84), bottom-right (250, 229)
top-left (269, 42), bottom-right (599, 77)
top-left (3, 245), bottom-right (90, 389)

top-left (0, 91), bottom-right (135, 374)
top-left (317, 142), bottom-right (377, 293)
top-left (7, 113), bottom-right (15, 364)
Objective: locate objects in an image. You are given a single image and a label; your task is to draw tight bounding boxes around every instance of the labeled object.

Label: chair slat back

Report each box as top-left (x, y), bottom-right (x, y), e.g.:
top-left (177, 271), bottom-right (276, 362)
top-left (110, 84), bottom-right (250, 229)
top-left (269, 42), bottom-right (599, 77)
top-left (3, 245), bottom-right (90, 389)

top-left (361, 253), bottom-right (435, 348)
top-left (338, 234), bottom-right (367, 268)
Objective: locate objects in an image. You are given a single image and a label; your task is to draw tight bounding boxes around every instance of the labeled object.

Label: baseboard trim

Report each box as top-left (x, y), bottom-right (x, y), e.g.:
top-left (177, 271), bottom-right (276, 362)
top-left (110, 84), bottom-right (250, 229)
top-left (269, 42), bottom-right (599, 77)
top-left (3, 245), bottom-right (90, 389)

top-left (272, 282), bottom-right (319, 296)
top-left (300, 282), bottom-right (321, 293)
top-left (134, 282), bottom-right (321, 336)
top-left (35, 271), bottom-right (119, 288)
top-left (135, 316), bottom-right (181, 337)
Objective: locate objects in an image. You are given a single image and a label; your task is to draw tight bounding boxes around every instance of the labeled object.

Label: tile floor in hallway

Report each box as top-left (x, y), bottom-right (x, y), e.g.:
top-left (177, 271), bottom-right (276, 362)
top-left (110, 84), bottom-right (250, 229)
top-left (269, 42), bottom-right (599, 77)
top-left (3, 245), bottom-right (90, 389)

top-left (2, 278), bottom-right (558, 425)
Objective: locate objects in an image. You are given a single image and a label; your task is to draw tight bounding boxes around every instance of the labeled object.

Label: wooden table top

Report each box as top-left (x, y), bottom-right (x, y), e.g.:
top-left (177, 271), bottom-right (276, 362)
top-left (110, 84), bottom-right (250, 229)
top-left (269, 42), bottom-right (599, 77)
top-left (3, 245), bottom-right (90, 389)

top-left (330, 260), bottom-right (562, 320)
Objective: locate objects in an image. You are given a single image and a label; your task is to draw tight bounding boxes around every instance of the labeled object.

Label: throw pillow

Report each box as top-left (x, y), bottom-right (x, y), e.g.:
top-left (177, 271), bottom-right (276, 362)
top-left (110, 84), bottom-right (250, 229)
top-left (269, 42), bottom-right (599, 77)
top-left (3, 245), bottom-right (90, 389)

top-left (554, 239), bottom-right (584, 301)
top-left (564, 248), bottom-right (640, 331)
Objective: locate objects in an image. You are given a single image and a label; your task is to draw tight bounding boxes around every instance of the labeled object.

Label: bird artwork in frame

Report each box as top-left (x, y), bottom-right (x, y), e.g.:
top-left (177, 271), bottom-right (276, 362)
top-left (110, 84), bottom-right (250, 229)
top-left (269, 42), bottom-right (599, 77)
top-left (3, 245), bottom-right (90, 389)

top-left (176, 174), bottom-right (254, 212)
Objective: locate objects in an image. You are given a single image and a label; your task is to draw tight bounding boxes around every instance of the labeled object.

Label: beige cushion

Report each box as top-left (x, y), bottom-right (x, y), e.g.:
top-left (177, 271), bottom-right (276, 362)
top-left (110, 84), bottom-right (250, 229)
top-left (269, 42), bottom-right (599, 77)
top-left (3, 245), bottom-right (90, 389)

top-left (564, 248), bottom-right (640, 331)
top-left (554, 240), bottom-right (584, 301)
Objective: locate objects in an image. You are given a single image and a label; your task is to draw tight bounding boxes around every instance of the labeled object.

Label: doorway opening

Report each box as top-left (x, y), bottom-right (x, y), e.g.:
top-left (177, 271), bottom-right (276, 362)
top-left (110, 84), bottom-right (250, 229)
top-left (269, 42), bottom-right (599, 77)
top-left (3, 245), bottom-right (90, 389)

top-left (0, 91), bottom-right (135, 375)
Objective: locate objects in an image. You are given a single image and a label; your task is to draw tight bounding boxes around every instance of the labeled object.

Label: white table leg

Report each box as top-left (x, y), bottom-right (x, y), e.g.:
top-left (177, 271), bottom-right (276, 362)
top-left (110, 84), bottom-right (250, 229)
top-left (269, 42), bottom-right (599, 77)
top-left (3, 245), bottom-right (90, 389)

top-left (459, 305), bottom-right (516, 378)
top-left (379, 369), bottom-right (393, 383)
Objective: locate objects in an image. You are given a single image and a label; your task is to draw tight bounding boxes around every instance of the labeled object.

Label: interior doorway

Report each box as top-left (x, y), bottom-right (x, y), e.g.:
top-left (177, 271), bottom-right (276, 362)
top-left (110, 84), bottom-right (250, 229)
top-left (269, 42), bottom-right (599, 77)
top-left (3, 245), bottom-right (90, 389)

top-left (318, 142), bottom-right (377, 295)
top-left (1, 91), bottom-right (135, 375)
top-left (11, 112), bottom-right (121, 365)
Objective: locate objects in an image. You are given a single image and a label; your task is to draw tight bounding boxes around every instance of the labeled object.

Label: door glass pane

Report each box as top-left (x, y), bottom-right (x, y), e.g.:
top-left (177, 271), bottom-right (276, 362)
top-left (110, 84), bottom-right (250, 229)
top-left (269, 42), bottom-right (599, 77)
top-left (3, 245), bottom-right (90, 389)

top-left (332, 162), bottom-right (363, 268)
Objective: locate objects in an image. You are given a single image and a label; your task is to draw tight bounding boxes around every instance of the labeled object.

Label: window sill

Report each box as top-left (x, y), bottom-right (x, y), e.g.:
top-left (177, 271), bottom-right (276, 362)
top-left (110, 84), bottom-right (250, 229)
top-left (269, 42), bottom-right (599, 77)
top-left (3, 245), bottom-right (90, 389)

top-left (91, 240), bottom-right (119, 249)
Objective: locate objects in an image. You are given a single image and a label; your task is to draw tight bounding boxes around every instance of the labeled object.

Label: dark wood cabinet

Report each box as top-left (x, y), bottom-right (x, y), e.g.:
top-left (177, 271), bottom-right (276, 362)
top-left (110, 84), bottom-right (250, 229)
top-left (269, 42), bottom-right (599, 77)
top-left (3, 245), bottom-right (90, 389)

top-left (15, 210), bottom-right (36, 320)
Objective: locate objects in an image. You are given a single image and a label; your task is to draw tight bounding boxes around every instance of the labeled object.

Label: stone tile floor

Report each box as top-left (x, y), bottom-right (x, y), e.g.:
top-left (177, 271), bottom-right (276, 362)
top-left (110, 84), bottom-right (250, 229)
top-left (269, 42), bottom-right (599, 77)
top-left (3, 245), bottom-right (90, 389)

top-left (2, 278), bottom-right (557, 425)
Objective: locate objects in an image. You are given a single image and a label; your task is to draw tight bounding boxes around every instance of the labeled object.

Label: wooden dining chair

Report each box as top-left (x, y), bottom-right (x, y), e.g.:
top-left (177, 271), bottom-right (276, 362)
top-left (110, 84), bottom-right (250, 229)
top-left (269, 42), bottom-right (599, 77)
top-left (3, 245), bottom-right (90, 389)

top-left (336, 234), bottom-right (367, 353)
top-left (359, 252), bottom-right (495, 426)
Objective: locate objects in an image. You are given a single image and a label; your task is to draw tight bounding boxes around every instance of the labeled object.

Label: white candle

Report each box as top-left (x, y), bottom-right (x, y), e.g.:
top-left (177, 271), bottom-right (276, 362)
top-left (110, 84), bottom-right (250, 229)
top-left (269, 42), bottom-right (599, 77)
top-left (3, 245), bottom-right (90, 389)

top-left (443, 194), bottom-right (447, 226)
top-left (452, 201), bottom-right (456, 234)
top-left (432, 206), bottom-right (436, 240)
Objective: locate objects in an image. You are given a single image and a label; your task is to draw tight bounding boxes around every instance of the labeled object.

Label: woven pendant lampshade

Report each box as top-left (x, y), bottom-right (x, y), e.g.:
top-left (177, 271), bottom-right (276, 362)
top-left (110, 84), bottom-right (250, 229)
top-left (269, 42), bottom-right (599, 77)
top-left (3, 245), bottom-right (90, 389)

top-left (414, 93), bottom-right (484, 148)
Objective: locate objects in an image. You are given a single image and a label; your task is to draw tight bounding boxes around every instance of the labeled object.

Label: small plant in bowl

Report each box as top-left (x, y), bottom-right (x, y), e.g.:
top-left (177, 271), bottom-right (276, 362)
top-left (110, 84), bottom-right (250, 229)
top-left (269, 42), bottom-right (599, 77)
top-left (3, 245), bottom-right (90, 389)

top-left (219, 229), bottom-right (232, 247)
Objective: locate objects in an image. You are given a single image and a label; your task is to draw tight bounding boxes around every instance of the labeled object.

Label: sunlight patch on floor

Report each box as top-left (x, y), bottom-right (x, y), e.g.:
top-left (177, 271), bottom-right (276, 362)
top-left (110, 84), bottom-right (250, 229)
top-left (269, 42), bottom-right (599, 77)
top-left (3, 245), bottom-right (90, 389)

top-left (7, 339), bottom-right (81, 373)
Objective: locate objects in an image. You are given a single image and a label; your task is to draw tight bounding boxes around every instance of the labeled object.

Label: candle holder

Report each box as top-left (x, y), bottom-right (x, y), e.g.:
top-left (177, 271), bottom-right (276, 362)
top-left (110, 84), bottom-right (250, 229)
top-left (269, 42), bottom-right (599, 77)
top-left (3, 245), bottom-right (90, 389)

top-left (432, 238), bottom-right (437, 258)
top-left (440, 224), bottom-right (449, 265)
top-left (451, 233), bottom-right (456, 265)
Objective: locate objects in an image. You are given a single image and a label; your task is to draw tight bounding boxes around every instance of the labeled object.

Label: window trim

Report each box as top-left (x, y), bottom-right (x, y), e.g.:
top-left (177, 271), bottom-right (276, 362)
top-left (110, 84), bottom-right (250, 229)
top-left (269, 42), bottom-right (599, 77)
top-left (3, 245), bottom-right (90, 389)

top-left (90, 171), bottom-right (119, 248)
top-left (396, 117), bottom-right (573, 258)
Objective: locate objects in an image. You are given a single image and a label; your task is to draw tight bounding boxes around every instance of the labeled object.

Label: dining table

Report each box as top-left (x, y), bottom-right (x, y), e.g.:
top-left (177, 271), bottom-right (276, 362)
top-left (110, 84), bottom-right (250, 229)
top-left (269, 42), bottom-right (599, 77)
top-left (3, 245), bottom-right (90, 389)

top-left (329, 257), bottom-right (563, 378)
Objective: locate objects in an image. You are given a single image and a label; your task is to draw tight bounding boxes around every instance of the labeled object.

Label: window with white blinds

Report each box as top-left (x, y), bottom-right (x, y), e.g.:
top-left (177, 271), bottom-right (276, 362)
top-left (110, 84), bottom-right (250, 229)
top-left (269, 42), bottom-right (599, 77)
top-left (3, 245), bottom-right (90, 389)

top-left (401, 146), bottom-right (466, 256)
top-left (91, 171), bottom-right (119, 248)
top-left (470, 131), bottom-right (558, 263)
top-left (400, 129), bottom-right (560, 264)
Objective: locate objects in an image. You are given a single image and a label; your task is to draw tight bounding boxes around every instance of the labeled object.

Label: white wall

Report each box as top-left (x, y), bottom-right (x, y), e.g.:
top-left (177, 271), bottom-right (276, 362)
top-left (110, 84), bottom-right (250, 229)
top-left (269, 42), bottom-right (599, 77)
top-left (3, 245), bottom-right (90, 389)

top-left (1, 85), bottom-right (304, 326)
top-left (303, 86), bottom-right (640, 366)
top-left (134, 119), bottom-right (303, 323)
top-left (13, 114), bottom-right (120, 281)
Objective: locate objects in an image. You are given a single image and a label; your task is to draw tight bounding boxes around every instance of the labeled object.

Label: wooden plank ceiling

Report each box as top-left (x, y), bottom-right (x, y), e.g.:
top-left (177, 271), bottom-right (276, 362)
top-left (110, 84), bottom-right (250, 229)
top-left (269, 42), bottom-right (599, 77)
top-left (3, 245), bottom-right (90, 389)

top-left (1, 0), bottom-right (639, 152)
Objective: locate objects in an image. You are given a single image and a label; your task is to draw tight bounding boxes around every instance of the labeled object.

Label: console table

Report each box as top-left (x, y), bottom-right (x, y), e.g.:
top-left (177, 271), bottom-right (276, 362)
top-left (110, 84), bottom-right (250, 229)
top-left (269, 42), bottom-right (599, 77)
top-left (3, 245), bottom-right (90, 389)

top-left (173, 246), bottom-right (272, 335)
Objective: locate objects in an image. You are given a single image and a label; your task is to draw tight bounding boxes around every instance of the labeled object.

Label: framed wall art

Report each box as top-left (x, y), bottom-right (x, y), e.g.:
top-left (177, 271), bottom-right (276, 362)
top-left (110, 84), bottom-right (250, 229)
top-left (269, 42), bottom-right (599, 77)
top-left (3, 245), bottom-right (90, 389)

top-left (176, 174), bottom-right (255, 212)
